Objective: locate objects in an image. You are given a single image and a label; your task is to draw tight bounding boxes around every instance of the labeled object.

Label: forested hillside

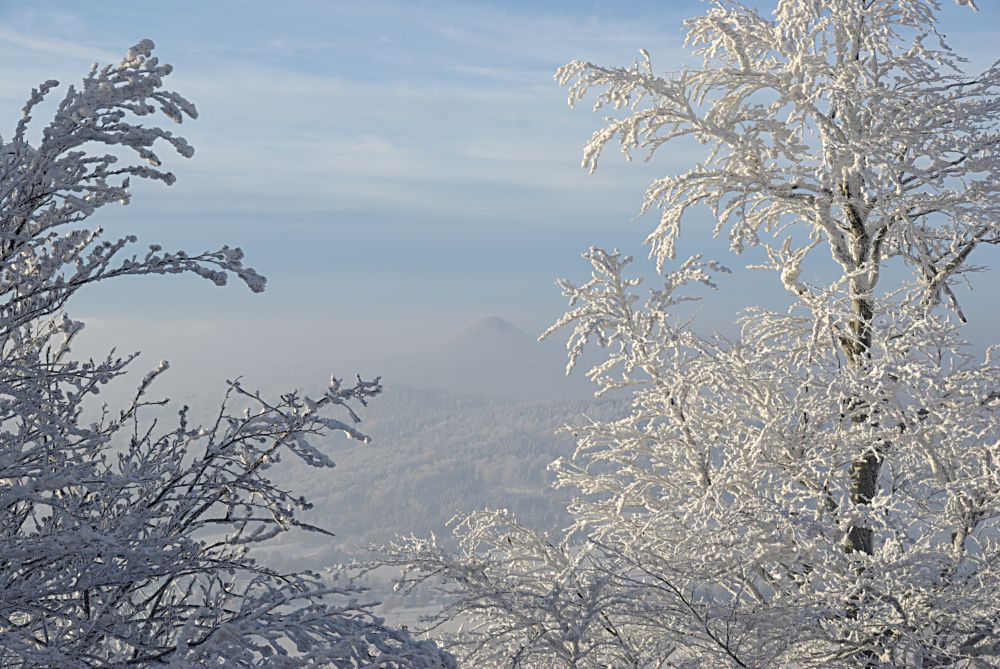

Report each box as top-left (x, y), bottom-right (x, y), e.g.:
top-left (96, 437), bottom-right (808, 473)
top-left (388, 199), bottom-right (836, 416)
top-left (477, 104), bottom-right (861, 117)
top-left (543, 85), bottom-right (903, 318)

top-left (259, 384), bottom-right (624, 570)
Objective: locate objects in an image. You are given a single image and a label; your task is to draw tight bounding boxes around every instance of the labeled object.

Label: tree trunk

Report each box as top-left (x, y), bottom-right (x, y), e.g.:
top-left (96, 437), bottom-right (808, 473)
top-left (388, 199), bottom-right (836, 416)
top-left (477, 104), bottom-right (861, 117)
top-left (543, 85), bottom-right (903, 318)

top-left (841, 193), bottom-right (882, 556)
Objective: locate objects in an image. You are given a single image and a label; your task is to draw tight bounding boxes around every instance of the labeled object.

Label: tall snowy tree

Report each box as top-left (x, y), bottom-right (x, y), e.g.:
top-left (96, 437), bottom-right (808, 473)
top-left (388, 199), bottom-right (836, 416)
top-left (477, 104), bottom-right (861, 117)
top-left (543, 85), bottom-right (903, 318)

top-left (0, 41), bottom-right (453, 667)
top-left (380, 1), bottom-right (1000, 666)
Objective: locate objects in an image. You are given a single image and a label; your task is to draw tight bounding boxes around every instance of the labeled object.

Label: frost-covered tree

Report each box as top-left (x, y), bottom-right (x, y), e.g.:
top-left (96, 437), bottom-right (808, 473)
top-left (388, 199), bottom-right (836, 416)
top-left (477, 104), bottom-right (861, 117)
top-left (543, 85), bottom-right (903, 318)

top-left (0, 41), bottom-right (453, 667)
top-left (380, 1), bottom-right (1000, 666)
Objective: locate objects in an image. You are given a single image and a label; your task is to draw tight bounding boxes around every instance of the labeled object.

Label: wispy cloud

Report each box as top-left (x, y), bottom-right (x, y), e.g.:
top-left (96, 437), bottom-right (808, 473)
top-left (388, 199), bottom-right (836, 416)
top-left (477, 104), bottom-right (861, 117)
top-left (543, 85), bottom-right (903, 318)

top-left (0, 25), bottom-right (118, 63)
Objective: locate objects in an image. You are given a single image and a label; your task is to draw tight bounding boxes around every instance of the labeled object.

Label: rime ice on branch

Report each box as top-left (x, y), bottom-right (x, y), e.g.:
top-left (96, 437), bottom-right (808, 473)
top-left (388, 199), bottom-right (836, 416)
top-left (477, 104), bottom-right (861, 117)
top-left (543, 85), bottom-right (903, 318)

top-left (381, 2), bottom-right (1000, 666)
top-left (0, 41), bottom-right (452, 667)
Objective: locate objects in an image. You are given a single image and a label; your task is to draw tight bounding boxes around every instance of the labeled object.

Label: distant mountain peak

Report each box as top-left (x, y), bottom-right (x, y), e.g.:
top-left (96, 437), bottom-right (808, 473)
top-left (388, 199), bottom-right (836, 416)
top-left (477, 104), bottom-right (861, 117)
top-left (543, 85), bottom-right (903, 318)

top-left (452, 316), bottom-right (530, 345)
top-left (385, 315), bottom-right (593, 400)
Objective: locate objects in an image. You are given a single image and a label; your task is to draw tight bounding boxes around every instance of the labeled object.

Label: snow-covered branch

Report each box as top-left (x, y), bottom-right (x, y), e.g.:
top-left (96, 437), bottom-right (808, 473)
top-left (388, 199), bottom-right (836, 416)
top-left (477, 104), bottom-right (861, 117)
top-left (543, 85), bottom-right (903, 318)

top-left (0, 42), bottom-right (452, 667)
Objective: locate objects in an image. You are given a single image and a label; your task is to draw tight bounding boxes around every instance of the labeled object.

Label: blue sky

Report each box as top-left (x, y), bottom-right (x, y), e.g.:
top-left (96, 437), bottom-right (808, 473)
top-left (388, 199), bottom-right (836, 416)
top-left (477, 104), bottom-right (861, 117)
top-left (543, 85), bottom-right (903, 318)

top-left (1, 1), bottom-right (997, 391)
